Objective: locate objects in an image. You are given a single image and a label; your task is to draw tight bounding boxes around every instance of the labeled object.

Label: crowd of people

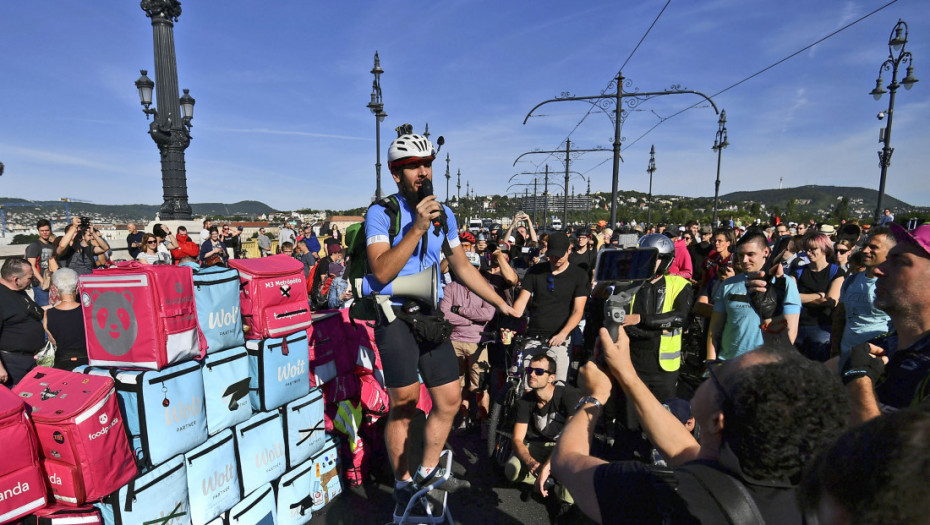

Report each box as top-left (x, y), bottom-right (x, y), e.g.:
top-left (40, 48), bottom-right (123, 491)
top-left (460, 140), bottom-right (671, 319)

top-left (2, 136), bottom-right (928, 522)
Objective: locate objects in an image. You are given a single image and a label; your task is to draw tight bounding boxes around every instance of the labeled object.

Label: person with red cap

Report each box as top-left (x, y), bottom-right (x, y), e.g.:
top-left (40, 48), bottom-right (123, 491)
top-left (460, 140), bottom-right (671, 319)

top-left (839, 223), bottom-right (930, 425)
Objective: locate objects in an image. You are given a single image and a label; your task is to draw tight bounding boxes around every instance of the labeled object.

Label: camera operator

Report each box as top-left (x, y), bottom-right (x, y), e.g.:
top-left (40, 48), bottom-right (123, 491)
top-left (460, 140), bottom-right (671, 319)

top-left (56, 217), bottom-right (109, 276)
top-left (622, 234), bottom-right (693, 405)
top-left (552, 328), bottom-right (848, 524)
top-left (503, 211), bottom-right (537, 247)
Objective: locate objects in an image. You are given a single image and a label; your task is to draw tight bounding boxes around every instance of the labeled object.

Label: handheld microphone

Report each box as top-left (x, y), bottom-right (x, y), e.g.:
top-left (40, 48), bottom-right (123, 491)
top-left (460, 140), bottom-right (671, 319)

top-left (418, 179), bottom-right (443, 234)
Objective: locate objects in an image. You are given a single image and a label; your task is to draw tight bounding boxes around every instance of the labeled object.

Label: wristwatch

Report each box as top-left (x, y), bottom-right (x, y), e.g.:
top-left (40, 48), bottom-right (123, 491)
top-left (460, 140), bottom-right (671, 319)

top-left (574, 396), bottom-right (603, 412)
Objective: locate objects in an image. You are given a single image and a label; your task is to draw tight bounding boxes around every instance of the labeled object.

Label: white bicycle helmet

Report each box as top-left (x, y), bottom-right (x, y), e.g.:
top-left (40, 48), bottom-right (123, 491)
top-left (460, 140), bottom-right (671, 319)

top-left (388, 133), bottom-right (436, 170)
top-left (638, 233), bottom-right (676, 274)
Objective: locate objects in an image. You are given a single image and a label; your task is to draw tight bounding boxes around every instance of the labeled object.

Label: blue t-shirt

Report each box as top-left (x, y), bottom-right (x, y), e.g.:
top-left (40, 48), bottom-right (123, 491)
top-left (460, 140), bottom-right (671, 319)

top-left (839, 272), bottom-right (893, 357)
top-left (364, 193), bottom-right (460, 300)
top-left (713, 273), bottom-right (801, 360)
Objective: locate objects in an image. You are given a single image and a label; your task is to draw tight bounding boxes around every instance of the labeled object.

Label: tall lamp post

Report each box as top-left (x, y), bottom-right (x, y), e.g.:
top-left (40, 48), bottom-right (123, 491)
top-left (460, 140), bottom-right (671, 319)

top-left (870, 19), bottom-right (918, 223)
top-left (135, 0), bottom-right (196, 220)
top-left (444, 153), bottom-right (451, 201)
top-left (711, 109), bottom-right (729, 227)
top-left (646, 145), bottom-right (656, 228)
top-left (367, 52), bottom-right (388, 201)
top-left (523, 74), bottom-right (718, 228)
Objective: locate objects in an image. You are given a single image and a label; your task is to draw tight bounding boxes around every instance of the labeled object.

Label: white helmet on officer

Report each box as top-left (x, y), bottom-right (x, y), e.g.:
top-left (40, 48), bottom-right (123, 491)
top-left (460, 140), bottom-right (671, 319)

top-left (638, 233), bottom-right (676, 275)
top-left (388, 133), bottom-right (436, 171)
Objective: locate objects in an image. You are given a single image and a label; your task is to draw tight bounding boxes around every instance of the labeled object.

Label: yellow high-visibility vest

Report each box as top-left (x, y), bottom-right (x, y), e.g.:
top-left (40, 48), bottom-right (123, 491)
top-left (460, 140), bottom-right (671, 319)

top-left (630, 274), bottom-right (690, 371)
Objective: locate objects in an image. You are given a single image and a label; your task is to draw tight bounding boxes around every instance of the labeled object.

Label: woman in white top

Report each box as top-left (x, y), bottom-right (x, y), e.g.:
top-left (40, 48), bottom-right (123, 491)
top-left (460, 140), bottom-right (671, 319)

top-left (136, 233), bottom-right (162, 264)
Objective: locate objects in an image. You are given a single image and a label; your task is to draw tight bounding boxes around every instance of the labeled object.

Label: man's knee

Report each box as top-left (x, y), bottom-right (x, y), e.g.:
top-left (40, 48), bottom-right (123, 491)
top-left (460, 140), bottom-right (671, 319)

top-left (428, 381), bottom-right (462, 416)
top-left (388, 385), bottom-right (421, 419)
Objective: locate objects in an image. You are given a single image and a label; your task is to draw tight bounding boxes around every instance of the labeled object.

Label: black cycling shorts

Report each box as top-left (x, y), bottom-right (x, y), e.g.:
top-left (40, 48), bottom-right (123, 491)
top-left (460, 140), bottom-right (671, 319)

top-left (374, 317), bottom-right (460, 389)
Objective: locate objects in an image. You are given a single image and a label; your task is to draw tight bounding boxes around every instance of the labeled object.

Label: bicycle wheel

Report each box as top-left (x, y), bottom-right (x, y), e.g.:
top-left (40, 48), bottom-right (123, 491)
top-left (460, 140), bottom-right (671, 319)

top-left (486, 384), bottom-right (519, 464)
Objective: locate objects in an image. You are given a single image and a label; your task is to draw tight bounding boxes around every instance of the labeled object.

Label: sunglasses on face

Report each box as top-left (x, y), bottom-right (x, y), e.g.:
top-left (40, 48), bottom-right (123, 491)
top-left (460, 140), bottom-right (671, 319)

top-left (836, 249), bottom-right (850, 255)
top-left (147, 240), bottom-right (157, 245)
top-left (525, 367), bottom-right (552, 377)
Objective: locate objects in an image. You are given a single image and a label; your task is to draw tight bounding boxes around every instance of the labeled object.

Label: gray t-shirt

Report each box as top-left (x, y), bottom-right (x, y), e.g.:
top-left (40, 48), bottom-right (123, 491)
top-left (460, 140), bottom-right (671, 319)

top-left (25, 239), bottom-right (56, 271)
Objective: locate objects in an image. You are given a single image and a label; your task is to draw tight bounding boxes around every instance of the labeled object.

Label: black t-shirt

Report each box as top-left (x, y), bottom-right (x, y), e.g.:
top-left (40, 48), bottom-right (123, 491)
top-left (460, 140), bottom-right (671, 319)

top-left (594, 459), bottom-right (802, 524)
top-left (0, 286), bottom-right (46, 354)
top-left (569, 247), bottom-right (597, 279)
top-left (126, 231), bottom-right (143, 259)
top-left (875, 331), bottom-right (930, 410)
top-left (796, 264), bottom-right (845, 326)
top-left (515, 384), bottom-right (580, 442)
top-left (521, 262), bottom-right (590, 338)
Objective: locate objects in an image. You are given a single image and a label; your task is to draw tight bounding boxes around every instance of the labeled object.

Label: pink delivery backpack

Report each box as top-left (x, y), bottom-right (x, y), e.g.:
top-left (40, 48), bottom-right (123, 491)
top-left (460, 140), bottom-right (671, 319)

top-left (0, 386), bottom-right (47, 523)
top-left (229, 255), bottom-right (313, 340)
top-left (79, 262), bottom-right (205, 370)
top-left (13, 367), bottom-right (138, 506)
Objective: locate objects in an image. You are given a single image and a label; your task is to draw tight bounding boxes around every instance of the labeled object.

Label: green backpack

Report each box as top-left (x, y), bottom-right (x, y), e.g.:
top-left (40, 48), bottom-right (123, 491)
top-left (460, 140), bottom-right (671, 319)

top-left (346, 196), bottom-right (402, 323)
top-left (346, 194), bottom-right (451, 324)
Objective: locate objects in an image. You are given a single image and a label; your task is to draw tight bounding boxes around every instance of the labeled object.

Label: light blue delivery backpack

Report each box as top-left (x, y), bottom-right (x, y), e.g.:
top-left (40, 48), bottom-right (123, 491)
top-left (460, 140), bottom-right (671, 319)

top-left (234, 411), bottom-right (286, 496)
top-left (79, 360), bottom-right (208, 468)
top-left (280, 389), bottom-right (325, 469)
top-left (95, 454), bottom-right (190, 525)
top-left (227, 483), bottom-right (276, 525)
top-left (201, 347), bottom-right (253, 435)
top-left (246, 331), bottom-right (311, 412)
top-left (308, 437), bottom-right (342, 513)
top-left (274, 460), bottom-right (315, 525)
top-left (192, 266), bottom-right (245, 354)
top-left (185, 429), bottom-right (240, 525)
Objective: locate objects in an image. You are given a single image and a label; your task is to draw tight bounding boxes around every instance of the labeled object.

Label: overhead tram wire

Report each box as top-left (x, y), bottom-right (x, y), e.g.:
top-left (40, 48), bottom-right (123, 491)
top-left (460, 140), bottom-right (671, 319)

top-left (529, 0), bottom-right (672, 170)
top-left (622, 0), bottom-right (900, 151)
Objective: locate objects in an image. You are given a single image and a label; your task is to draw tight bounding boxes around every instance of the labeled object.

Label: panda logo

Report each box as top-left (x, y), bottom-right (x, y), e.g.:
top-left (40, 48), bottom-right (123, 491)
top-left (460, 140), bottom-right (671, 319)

top-left (90, 291), bottom-right (139, 356)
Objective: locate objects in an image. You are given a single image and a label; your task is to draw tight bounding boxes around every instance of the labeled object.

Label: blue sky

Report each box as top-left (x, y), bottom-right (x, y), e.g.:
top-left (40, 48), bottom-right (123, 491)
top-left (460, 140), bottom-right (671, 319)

top-left (1, 0), bottom-right (928, 211)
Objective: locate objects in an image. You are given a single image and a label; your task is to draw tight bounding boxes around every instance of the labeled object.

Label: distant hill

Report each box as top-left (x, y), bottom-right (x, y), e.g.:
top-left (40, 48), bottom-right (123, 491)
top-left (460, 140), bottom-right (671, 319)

top-left (0, 199), bottom-right (277, 222)
top-left (718, 185), bottom-right (911, 211)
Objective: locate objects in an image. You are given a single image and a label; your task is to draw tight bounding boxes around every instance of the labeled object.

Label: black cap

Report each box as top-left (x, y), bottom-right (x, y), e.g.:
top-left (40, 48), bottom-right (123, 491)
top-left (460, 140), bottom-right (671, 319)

top-left (547, 232), bottom-right (571, 259)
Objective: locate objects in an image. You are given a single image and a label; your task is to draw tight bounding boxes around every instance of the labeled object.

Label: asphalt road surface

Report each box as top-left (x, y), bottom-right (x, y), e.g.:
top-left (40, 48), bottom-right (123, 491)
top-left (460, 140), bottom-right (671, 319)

top-left (313, 414), bottom-right (596, 524)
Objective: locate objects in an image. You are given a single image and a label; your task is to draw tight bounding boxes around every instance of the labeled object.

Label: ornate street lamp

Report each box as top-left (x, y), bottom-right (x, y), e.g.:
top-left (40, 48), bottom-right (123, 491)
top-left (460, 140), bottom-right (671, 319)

top-left (367, 51), bottom-right (388, 201)
top-left (444, 153), bottom-right (451, 201)
top-left (136, 0), bottom-right (196, 220)
top-left (646, 145), bottom-right (656, 228)
top-left (711, 109), bottom-right (729, 227)
top-left (870, 19), bottom-right (918, 223)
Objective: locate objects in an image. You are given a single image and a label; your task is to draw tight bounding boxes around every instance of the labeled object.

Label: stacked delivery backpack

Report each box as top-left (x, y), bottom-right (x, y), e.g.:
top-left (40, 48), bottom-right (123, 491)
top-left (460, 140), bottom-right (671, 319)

top-left (13, 367), bottom-right (137, 507)
top-left (201, 347), bottom-right (253, 435)
top-left (274, 460), bottom-right (315, 525)
top-left (308, 437), bottom-right (342, 513)
top-left (226, 483), bottom-right (276, 525)
top-left (79, 262), bottom-right (205, 370)
top-left (79, 360), bottom-right (208, 468)
top-left (246, 331), bottom-right (311, 412)
top-left (228, 256), bottom-right (312, 340)
top-left (233, 411), bottom-right (286, 496)
top-left (24, 502), bottom-right (103, 524)
top-left (280, 389), bottom-right (325, 469)
top-left (192, 265), bottom-right (245, 354)
top-left (185, 429), bottom-right (240, 525)
top-left (96, 454), bottom-right (190, 525)
top-left (0, 385), bottom-right (47, 523)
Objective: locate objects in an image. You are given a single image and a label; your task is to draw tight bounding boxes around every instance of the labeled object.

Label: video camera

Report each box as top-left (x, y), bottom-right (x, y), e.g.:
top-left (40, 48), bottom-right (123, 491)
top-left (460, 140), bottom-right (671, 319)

top-left (593, 247), bottom-right (659, 340)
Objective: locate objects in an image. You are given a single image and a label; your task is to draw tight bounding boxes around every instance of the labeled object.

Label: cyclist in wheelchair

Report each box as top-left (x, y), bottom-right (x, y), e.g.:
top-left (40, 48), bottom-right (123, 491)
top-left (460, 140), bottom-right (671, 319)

top-left (506, 354), bottom-right (580, 504)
